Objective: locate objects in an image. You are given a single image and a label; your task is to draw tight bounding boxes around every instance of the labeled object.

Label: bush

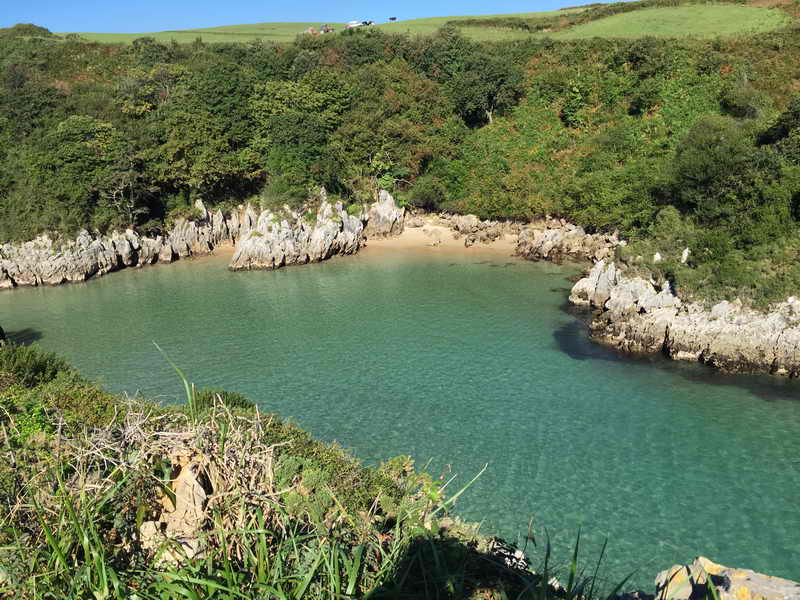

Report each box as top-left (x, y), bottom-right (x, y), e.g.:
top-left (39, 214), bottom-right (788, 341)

top-left (408, 175), bottom-right (447, 211)
top-left (0, 23), bottom-right (54, 39)
top-left (720, 81), bottom-right (770, 119)
top-left (629, 78), bottom-right (663, 115)
top-left (0, 344), bottom-right (72, 388)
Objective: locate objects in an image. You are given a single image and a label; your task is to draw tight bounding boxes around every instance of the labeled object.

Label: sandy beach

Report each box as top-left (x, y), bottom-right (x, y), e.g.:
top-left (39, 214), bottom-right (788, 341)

top-left (362, 220), bottom-right (518, 256)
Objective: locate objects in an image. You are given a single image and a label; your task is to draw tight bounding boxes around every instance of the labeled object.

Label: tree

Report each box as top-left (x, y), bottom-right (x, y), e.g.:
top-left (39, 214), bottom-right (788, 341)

top-left (411, 29), bottom-right (523, 126)
top-left (673, 116), bottom-right (793, 246)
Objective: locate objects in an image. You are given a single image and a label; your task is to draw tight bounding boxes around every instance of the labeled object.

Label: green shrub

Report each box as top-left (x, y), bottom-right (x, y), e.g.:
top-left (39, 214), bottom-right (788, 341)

top-left (720, 81), bottom-right (770, 119)
top-left (408, 175), bottom-right (447, 211)
top-left (560, 82), bottom-right (589, 128)
top-left (193, 387), bottom-right (256, 412)
top-left (629, 78), bottom-right (663, 115)
top-left (0, 344), bottom-right (72, 388)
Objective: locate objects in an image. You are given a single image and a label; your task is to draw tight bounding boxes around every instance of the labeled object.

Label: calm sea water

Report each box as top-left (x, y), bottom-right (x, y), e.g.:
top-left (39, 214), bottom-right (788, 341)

top-left (2, 248), bottom-right (799, 588)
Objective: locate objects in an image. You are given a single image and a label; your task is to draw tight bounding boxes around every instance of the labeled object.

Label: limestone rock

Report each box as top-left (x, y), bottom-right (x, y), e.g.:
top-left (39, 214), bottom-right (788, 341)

top-left (140, 452), bottom-right (209, 563)
top-left (433, 213), bottom-right (515, 246)
top-left (517, 219), bottom-right (619, 263)
top-left (570, 261), bottom-right (800, 376)
top-left (229, 201), bottom-right (364, 271)
top-left (363, 190), bottom-right (405, 238)
top-left (655, 557), bottom-right (800, 600)
top-left (406, 215), bottom-right (426, 228)
top-left (0, 200), bottom-right (231, 290)
top-left (488, 537), bottom-right (529, 571)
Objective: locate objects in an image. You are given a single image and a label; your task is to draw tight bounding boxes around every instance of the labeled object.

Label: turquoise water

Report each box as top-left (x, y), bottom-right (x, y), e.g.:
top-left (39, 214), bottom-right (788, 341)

top-left (2, 248), bottom-right (799, 589)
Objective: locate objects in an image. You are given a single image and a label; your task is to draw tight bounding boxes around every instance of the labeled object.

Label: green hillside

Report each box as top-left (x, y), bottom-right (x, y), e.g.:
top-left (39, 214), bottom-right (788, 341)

top-left (69, 11), bottom-right (576, 44)
top-left (72, 22), bottom-right (348, 44)
top-left (67, 1), bottom-right (791, 44)
top-left (553, 4), bottom-right (790, 38)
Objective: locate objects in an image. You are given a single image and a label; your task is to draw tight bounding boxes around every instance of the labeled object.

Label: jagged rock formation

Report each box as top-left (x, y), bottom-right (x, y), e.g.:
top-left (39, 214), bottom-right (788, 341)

top-left (228, 200), bottom-right (364, 271)
top-left (570, 260), bottom-right (800, 377)
top-left (362, 190), bottom-right (405, 238)
top-left (0, 191), bottom-right (406, 288)
top-left (654, 556), bottom-right (800, 600)
top-left (0, 200), bottom-right (233, 289)
top-left (517, 219), bottom-right (620, 263)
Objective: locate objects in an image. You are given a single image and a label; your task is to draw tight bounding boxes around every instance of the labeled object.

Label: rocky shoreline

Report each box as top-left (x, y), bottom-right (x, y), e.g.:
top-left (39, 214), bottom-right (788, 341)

top-left (3, 201), bottom-right (800, 378)
top-left (2, 208), bottom-right (799, 591)
top-left (569, 260), bottom-right (800, 377)
top-left (0, 201), bottom-right (231, 289)
top-left (648, 556), bottom-right (799, 600)
top-left (229, 189), bottom-right (406, 271)
top-left (0, 190), bottom-right (407, 289)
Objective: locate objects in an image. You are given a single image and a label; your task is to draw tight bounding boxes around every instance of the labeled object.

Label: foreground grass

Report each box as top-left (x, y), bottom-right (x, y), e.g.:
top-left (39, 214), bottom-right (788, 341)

top-left (0, 343), bottom-right (635, 599)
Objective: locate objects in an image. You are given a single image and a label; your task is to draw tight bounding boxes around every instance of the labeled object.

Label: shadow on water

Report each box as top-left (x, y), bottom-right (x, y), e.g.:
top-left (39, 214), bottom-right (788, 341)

top-left (5, 328), bottom-right (44, 345)
top-left (555, 300), bottom-right (800, 403)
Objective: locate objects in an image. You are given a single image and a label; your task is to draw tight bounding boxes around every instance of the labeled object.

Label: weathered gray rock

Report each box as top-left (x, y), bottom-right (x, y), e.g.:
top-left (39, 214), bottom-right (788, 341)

top-left (0, 200), bottom-right (231, 290)
top-left (363, 190), bottom-right (405, 238)
top-left (655, 557), bottom-right (800, 600)
top-left (406, 215), bottom-right (426, 228)
top-left (570, 261), bottom-right (800, 376)
top-left (435, 213), bottom-right (516, 246)
top-left (0, 190), bottom-right (414, 289)
top-left (229, 201), bottom-right (364, 271)
top-left (517, 220), bottom-right (619, 263)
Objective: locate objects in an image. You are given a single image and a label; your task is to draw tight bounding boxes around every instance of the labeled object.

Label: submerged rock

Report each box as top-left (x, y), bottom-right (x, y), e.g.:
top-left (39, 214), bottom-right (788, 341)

top-left (570, 261), bottom-right (800, 376)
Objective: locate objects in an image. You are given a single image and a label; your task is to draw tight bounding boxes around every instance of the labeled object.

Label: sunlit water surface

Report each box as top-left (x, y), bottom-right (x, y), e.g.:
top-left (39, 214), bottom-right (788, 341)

top-left (3, 248), bottom-right (799, 588)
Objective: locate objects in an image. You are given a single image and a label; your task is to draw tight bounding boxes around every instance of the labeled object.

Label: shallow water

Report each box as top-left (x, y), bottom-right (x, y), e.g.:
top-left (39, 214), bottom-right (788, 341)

top-left (2, 248), bottom-right (799, 588)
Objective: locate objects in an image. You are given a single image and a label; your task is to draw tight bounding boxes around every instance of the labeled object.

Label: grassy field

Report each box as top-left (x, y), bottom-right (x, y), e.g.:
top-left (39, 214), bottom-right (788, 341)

top-left (72, 21), bottom-right (348, 44)
top-left (373, 9), bottom-right (583, 38)
top-left (69, 11), bottom-right (576, 43)
top-left (67, 3), bottom-right (792, 44)
top-left (552, 4), bottom-right (791, 38)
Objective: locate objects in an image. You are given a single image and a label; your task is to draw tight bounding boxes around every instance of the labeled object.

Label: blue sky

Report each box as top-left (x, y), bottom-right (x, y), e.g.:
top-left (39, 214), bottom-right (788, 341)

top-left (2, 0), bottom-right (592, 33)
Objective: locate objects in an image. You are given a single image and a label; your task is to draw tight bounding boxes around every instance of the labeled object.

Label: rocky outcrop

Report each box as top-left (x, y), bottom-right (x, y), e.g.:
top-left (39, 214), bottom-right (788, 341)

top-left (437, 213), bottom-right (519, 247)
top-left (654, 556), bottom-right (800, 600)
top-left (517, 219), bottom-right (621, 263)
top-left (228, 200), bottom-right (364, 271)
top-left (362, 190), bottom-right (405, 238)
top-left (0, 200), bottom-right (233, 289)
top-left (570, 260), bottom-right (800, 376)
top-left (0, 191), bottom-right (410, 289)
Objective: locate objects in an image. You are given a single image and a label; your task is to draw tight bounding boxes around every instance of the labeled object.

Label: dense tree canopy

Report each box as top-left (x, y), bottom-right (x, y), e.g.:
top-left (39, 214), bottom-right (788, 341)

top-left (2, 20), bottom-right (800, 304)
